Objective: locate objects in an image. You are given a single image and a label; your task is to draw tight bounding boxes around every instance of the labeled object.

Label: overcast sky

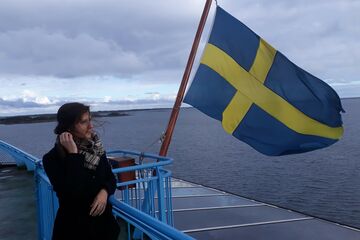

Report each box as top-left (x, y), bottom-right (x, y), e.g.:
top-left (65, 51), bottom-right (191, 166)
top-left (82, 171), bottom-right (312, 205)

top-left (0, 0), bottom-right (359, 116)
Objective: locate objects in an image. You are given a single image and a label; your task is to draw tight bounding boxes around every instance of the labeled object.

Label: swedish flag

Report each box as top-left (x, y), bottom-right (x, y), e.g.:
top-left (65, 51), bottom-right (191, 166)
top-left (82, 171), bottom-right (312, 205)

top-left (184, 7), bottom-right (344, 156)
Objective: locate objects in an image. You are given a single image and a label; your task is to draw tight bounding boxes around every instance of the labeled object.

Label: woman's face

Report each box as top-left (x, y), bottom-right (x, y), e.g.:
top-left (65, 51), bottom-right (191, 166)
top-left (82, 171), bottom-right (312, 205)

top-left (72, 112), bottom-right (93, 140)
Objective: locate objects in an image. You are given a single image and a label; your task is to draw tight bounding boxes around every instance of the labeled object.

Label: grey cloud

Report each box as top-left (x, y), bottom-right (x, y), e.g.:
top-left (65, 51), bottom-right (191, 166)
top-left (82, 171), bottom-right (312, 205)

top-left (0, 28), bottom-right (147, 78)
top-left (0, 0), bottom-right (359, 84)
top-left (0, 0), bottom-right (200, 79)
top-left (0, 95), bottom-right (174, 115)
top-left (0, 97), bottom-right (56, 108)
top-left (223, 0), bottom-right (360, 84)
top-left (97, 98), bottom-right (173, 106)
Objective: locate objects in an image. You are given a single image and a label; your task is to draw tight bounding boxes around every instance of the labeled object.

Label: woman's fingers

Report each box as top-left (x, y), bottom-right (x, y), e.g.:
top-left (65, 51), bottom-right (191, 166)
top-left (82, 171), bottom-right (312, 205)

top-left (59, 132), bottom-right (78, 153)
top-left (92, 204), bottom-right (105, 216)
top-left (59, 132), bottom-right (65, 143)
top-left (90, 202), bottom-right (100, 216)
top-left (98, 204), bottom-right (106, 215)
top-left (95, 204), bottom-right (105, 216)
top-left (89, 189), bottom-right (108, 216)
top-left (89, 203), bottom-right (97, 216)
top-left (90, 201), bottom-right (107, 216)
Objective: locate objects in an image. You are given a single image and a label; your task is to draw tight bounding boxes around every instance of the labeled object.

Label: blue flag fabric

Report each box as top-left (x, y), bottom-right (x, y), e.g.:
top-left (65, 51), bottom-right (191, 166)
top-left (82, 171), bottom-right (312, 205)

top-left (184, 7), bottom-right (344, 156)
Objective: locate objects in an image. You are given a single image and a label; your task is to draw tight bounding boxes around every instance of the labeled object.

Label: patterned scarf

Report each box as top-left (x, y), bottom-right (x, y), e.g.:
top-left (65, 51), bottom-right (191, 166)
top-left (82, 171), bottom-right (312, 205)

top-left (73, 133), bottom-right (105, 170)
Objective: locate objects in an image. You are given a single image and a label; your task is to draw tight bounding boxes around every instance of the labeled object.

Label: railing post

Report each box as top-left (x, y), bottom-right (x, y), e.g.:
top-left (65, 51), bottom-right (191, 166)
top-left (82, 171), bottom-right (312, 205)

top-left (9, 152), bottom-right (24, 168)
top-left (34, 162), bottom-right (44, 240)
top-left (166, 176), bottom-right (174, 226)
top-left (157, 168), bottom-right (166, 222)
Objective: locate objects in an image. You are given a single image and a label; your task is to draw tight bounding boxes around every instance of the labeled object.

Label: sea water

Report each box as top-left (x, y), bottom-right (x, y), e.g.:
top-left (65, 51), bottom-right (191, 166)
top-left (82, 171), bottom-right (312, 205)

top-left (0, 98), bottom-right (359, 228)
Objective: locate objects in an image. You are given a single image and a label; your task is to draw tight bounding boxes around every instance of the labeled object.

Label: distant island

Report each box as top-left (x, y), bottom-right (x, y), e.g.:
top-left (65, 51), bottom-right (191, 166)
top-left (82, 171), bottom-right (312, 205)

top-left (0, 110), bottom-right (130, 125)
top-left (0, 98), bottom-right (356, 125)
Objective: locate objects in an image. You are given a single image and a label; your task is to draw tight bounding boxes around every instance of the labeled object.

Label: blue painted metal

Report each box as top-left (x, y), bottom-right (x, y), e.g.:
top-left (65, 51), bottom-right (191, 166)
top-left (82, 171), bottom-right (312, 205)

top-left (110, 196), bottom-right (194, 240)
top-left (0, 140), bottom-right (39, 170)
top-left (35, 162), bottom-right (58, 240)
top-left (108, 149), bottom-right (174, 225)
top-left (0, 141), bottom-right (187, 240)
top-left (108, 150), bottom-right (175, 239)
top-left (157, 167), bottom-right (166, 222)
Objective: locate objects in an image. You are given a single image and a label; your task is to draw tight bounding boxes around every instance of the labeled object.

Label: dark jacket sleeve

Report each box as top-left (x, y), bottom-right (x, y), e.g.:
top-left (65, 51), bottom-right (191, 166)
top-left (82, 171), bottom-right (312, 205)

top-left (42, 147), bottom-right (90, 202)
top-left (99, 153), bottom-right (117, 196)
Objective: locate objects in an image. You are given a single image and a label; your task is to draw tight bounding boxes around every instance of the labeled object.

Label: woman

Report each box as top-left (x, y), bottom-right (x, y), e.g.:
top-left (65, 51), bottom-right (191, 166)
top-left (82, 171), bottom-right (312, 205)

top-left (43, 102), bottom-right (120, 240)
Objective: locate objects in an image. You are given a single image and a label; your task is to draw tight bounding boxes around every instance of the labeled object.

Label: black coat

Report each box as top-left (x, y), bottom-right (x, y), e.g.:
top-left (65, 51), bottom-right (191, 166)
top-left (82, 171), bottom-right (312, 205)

top-left (43, 144), bottom-right (120, 240)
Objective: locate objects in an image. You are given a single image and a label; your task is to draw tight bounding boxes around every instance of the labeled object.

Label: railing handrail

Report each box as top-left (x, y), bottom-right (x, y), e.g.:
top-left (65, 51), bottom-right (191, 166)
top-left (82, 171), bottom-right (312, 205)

top-left (112, 160), bottom-right (172, 174)
top-left (0, 140), bottom-right (40, 163)
top-left (0, 140), bottom-right (39, 171)
top-left (107, 149), bottom-right (173, 162)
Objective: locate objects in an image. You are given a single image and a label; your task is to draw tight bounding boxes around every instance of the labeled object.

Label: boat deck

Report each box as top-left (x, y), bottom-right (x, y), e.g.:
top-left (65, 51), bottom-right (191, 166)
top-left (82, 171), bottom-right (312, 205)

top-left (0, 166), bottom-right (37, 240)
top-left (170, 179), bottom-right (360, 240)
top-left (1, 166), bottom-right (359, 240)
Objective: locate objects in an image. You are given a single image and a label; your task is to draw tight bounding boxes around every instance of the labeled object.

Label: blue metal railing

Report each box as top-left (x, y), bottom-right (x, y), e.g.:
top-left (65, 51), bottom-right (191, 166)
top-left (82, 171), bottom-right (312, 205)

top-left (108, 150), bottom-right (174, 226)
top-left (35, 164), bottom-right (59, 239)
top-left (110, 196), bottom-right (193, 240)
top-left (0, 140), bottom-right (38, 170)
top-left (0, 140), bottom-right (193, 240)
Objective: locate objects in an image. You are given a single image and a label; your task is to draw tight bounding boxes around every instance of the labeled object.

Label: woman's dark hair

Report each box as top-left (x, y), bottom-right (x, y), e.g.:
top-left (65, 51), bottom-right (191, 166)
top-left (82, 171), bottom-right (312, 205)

top-left (54, 102), bottom-right (90, 135)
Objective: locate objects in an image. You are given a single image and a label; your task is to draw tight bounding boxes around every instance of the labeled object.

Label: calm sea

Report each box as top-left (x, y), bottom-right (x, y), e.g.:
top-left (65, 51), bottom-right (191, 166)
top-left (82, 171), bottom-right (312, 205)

top-left (1, 98), bottom-right (359, 228)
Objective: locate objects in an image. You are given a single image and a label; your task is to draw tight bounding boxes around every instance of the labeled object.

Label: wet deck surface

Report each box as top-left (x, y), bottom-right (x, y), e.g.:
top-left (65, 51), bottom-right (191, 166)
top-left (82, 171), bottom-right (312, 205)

top-left (0, 166), bottom-right (37, 240)
top-left (170, 179), bottom-right (360, 240)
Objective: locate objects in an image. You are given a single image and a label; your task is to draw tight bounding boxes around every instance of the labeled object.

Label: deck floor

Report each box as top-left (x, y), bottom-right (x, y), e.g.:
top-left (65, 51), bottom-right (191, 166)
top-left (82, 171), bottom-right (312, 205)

top-left (0, 166), bottom-right (37, 240)
top-left (170, 179), bottom-right (360, 240)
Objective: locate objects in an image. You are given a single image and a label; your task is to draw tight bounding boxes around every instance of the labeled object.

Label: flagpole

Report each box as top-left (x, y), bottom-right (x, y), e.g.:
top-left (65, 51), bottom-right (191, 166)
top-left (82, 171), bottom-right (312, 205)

top-left (159, 0), bottom-right (213, 156)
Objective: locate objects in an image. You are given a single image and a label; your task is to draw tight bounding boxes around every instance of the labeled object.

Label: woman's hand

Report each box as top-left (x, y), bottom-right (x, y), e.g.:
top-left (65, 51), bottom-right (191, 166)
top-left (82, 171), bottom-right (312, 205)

top-left (90, 189), bottom-right (108, 216)
top-left (59, 132), bottom-right (78, 154)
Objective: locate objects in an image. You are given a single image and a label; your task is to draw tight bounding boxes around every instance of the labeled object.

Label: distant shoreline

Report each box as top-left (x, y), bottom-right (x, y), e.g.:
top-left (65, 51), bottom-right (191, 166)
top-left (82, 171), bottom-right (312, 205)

top-left (0, 110), bottom-right (131, 125)
top-left (0, 97), bottom-right (358, 125)
top-left (0, 107), bottom-right (178, 125)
